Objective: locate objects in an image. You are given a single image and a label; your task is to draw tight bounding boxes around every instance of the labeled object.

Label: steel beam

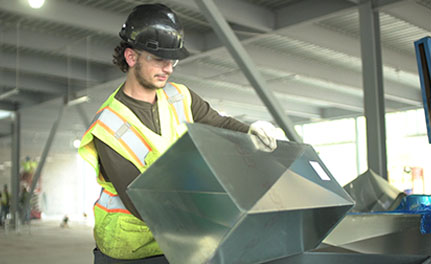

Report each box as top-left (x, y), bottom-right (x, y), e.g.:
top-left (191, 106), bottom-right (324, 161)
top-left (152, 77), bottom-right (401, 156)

top-left (275, 0), bottom-right (403, 29)
top-left (359, 1), bottom-right (388, 179)
top-left (275, 0), bottom-right (355, 29)
top-left (283, 22), bottom-right (418, 74)
top-left (1, 71), bottom-right (68, 94)
top-left (194, 0), bottom-right (302, 142)
top-left (383, 0), bottom-right (431, 31)
top-left (172, 71), bottom-right (323, 119)
top-left (0, 51), bottom-right (107, 84)
top-left (0, 28), bottom-right (112, 65)
top-left (162, 0), bottom-right (274, 32)
top-left (10, 110), bottom-right (20, 229)
top-left (0, 0), bottom-right (122, 36)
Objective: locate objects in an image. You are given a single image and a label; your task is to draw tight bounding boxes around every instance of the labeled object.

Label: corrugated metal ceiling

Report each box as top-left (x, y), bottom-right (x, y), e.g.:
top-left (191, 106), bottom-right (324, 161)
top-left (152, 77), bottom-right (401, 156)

top-left (0, 0), bottom-right (429, 159)
top-left (318, 11), bottom-right (429, 55)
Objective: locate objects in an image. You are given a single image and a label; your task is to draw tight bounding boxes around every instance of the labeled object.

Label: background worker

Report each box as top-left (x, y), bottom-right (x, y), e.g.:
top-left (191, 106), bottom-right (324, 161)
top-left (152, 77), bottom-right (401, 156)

top-left (0, 184), bottom-right (10, 226)
top-left (79, 4), bottom-right (277, 263)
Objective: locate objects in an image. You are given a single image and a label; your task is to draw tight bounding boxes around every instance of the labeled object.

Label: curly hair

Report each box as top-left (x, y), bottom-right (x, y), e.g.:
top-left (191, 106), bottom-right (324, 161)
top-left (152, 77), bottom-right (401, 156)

top-left (112, 41), bottom-right (132, 73)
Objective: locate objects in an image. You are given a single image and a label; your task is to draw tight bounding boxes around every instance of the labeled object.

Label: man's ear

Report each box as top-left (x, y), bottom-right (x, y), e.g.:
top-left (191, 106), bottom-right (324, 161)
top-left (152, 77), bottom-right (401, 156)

top-left (124, 48), bottom-right (137, 68)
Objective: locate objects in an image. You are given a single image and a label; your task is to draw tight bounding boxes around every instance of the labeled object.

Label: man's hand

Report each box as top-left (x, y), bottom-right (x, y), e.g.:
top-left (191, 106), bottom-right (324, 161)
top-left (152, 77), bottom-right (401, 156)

top-left (248, 121), bottom-right (277, 152)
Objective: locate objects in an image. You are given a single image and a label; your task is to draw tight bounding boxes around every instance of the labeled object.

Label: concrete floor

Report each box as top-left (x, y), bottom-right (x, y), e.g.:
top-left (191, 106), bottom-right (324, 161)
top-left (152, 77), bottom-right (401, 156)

top-left (0, 219), bottom-right (94, 264)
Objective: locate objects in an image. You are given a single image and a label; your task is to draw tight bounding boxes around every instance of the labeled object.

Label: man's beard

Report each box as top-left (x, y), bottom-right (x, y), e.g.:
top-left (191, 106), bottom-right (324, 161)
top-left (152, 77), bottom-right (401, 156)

top-left (134, 61), bottom-right (164, 90)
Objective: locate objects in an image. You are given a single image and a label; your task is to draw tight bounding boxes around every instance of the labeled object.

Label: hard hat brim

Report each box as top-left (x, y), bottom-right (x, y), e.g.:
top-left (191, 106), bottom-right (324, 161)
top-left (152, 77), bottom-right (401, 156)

top-left (144, 45), bottom-right (190, 61)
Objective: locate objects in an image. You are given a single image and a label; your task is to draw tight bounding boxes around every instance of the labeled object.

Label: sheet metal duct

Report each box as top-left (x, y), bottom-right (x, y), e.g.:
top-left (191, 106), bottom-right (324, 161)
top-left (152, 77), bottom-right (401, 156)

top-left (344, 169), bottom-right (405, 212)
top-left (270, 252), bottom-right (430, 264)
top-left (128, 123), bottom-right (354, 264)
top-left (321, 213), bottom-right (431, 255)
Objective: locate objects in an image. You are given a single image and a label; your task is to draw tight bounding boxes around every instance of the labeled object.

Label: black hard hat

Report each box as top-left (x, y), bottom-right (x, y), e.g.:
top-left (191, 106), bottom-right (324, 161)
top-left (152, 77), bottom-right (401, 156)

top-left (119, 4), bottom-right (189, 60)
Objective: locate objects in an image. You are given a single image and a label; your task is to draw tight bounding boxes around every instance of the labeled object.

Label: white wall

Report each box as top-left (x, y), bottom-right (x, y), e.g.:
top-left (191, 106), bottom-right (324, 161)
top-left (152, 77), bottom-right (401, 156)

top-left (40, 153), bottom-right (100, 221)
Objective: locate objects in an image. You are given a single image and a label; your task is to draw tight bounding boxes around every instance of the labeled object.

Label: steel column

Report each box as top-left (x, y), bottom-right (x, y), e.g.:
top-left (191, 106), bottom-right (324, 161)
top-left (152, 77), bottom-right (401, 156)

top-left (10, 110), bottom-right (20, 228)
top-left (194, 0), bottom-right (302, 142)
top-left (25, 103), bottom-right (65, 213)
top-left (359, 1), bottom-right (388, 179)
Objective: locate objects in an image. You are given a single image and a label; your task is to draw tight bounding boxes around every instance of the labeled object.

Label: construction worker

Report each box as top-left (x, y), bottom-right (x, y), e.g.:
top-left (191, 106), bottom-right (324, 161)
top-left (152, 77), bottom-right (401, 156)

top-left (79, 4), bottom-right (277, 263)
top-left (22, 156), bottom-right (37, 174)
top-left (0, 184), bottom-right (10, 226)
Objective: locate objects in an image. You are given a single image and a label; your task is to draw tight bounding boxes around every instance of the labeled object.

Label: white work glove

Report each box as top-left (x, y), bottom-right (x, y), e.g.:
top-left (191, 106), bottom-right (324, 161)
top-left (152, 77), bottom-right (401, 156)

top-left (248, 121), bottom-right (278, 152)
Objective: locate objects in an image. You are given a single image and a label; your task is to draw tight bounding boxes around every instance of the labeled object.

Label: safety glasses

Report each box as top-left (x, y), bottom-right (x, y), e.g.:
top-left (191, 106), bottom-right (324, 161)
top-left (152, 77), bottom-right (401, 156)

top-left (135, 50), bottom-right (179, 68)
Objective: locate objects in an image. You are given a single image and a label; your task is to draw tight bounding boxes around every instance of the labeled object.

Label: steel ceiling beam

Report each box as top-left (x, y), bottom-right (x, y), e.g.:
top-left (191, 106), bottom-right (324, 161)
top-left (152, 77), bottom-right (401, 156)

top-left (209, 45), bottom-right (421, 106)
top-left (0, 0), bottom-right (418, 125)
top-left (0, 51), bottom-right (108, 83)
top-left (0, 0), bottom-right (123, 36)
top-left (201, 69), bottom-right (414, 113)
top-left (178, 0), bottom-right (407, 63)
top-left (171, 72), bottom-right (323, 119)
top-left (0, 88), bottom-right (47, 105)
top-left (275, 0), bottom-right (356, 28)
top-left (0, 0), bottom-right (418, 114)
top-left (0, 28), bottom-right (113, 65)
top-left (1, 40), bottom-right (419, 109)
top-left (321, 108), bottom-right (362, 119)
top-left (0, 0), bottom-right (273, 38)
top-left (1, 71), bottom-right (67, 94)
top-left (374, 0), bottom-right (408, 9)
top-left (207, 66), bottom-right (421, 108)
top-left (383, 0), bottom-right (431, 31)
top-left (283, 22), bottom-right (418, 73)
top-left (167, 0), bottom-right (274, 32)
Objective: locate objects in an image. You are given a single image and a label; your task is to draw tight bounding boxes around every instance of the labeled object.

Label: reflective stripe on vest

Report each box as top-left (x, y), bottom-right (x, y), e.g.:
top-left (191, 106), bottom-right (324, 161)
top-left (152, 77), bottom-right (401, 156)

top-left (95, 189), bottom-right (130, 214)
top-left (163, 83), bottom-right (188, 124)
top-left (90, 106), bottom-right (152, 168)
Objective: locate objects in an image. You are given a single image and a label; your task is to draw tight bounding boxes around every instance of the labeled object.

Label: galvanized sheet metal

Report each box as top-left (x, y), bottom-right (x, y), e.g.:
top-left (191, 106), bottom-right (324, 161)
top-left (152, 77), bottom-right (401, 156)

top-left (128, 123), bottom-right (354, 264)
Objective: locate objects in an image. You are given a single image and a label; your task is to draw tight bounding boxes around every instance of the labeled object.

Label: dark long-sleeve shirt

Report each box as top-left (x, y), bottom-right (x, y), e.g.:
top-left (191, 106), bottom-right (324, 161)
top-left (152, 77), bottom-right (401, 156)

top-left (94, 85), bottom-right (249, 219)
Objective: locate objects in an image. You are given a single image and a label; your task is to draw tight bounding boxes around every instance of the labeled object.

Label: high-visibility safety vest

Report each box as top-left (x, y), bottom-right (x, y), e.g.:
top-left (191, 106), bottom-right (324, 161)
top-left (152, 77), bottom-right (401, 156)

top-left (22, 160), bottom-right (37, 173)
top-left (78, 82), bottom-right (193, 260)
top-left (1, 191), bottom-right (10, 206)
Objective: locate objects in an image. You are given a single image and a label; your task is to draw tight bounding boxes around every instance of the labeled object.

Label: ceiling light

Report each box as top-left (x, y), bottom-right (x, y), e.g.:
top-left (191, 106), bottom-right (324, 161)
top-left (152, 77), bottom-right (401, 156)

top-left (66, 95), bottom-right (89, 106)
top-left (73, 139), bottom-right (81, 149)
top-left (28, 0), bottom-right (45, 9)
top-left (0, 110), bottom-right (12, 120)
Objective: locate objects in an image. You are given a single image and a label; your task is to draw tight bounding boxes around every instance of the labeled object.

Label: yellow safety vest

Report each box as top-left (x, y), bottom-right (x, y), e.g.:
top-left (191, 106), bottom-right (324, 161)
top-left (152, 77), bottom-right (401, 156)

top-left (78, 82), bottom-right (193, 260)
top-left (1, 191), bottom-right (10, 206)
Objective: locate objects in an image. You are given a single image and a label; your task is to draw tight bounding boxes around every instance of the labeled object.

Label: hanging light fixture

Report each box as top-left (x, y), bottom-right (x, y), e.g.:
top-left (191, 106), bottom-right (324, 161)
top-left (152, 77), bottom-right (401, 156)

top-left (28, 0), bottom-right (45, 9)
